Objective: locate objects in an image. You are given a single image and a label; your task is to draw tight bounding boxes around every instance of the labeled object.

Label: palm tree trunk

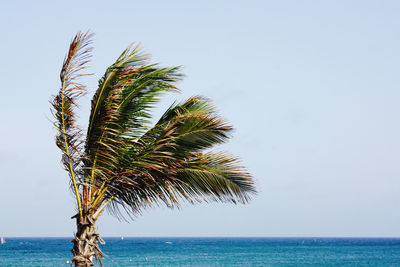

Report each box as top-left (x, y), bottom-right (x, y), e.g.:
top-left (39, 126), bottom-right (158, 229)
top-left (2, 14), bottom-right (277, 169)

top-left (71, 215), bottom-right (105, 267)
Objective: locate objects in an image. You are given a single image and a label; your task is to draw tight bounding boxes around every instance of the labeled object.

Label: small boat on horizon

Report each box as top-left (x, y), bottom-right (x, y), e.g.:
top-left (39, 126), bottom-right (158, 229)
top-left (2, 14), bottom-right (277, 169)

top-left (1, 237), bottom-right (5, 244)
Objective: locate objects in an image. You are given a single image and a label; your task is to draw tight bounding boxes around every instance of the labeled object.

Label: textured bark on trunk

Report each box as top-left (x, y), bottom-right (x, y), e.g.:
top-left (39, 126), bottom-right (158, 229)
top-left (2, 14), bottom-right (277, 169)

top-left (71, 215), bottom-right (105, 267)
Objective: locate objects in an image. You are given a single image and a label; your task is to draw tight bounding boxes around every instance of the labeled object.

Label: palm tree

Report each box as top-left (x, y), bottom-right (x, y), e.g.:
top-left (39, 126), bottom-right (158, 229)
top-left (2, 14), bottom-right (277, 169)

top-left (52, 32), bottom-right (256, 266)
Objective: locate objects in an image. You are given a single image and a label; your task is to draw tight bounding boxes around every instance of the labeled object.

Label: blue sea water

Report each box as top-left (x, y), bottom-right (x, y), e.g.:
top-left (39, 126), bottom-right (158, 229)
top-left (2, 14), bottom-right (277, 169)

top-left (0, 237), bottom-right (399, 266)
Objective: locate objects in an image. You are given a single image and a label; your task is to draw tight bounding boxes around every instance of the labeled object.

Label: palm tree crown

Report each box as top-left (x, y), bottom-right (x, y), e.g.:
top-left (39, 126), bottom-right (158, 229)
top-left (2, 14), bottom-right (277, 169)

top-left (52, 32), bottom-right (256, 266)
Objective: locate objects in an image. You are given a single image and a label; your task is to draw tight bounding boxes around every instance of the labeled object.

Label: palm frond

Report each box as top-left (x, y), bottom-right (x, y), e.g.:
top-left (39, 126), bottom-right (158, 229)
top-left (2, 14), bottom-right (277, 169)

top-left (100, 151), bottom-right (254, 218)
top-left (51, 31), bottom-right (93, 217)
top-left (135, 96), bottom-right (232, 160)
top-left (84, 45), bottom-right (182, 186)
top-left (174, 151), bottom-right (255, 204)
top-left (95, 97), bottom-right (254, 217)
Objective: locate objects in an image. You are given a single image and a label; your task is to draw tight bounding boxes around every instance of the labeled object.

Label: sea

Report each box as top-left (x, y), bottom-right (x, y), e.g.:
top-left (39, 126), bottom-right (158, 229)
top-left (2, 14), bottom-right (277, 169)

top-left (0, 237), bottom-right (399, 266)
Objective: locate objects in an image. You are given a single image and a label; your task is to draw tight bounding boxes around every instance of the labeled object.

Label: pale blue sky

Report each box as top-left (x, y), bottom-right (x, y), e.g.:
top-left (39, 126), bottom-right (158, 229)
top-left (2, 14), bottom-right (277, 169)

top-left (1, 0), bottom-right (400, 237)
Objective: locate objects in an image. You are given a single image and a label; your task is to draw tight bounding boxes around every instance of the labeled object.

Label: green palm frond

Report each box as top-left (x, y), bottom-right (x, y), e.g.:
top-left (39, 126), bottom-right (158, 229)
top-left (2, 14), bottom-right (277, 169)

top-left (174, 151), bottom-right (255, 204)
top-left (84, 45), bottom-right (182, 187)
top-left (98, 150), bottom-right (254, 217)
top-left (137, 96), bottom-right (231, 158)
top-left (93, 97), bottom-right (254, 217)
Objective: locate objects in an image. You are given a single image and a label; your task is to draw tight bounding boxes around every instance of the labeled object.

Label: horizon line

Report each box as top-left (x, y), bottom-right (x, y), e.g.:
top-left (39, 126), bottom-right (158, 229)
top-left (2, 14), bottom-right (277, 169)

top-left (3, 236), bottom-right (400, 239)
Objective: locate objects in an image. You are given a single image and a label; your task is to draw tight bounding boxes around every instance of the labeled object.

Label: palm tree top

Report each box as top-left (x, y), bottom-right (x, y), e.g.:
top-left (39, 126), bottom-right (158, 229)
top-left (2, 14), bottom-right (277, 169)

top-left (52, 31), bottom-right (256, 221)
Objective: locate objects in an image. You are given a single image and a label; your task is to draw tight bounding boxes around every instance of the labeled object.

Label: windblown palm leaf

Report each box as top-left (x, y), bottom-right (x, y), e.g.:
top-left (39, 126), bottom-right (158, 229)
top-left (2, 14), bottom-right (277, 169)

top-left (52, 32), bottom-right (256, 267)
top-left (51, 32), bottom-right (93, 216)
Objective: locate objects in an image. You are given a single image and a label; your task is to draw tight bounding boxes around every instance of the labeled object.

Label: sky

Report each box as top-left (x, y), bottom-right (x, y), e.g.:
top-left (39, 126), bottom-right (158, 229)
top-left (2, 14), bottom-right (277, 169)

top-left (0, 0), bottom-right (400, 237)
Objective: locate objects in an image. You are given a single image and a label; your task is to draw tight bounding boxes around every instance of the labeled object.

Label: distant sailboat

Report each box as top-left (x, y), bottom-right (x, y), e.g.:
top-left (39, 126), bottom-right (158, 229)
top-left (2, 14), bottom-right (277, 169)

top-left (1, 237), bottom-right (5, 244)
